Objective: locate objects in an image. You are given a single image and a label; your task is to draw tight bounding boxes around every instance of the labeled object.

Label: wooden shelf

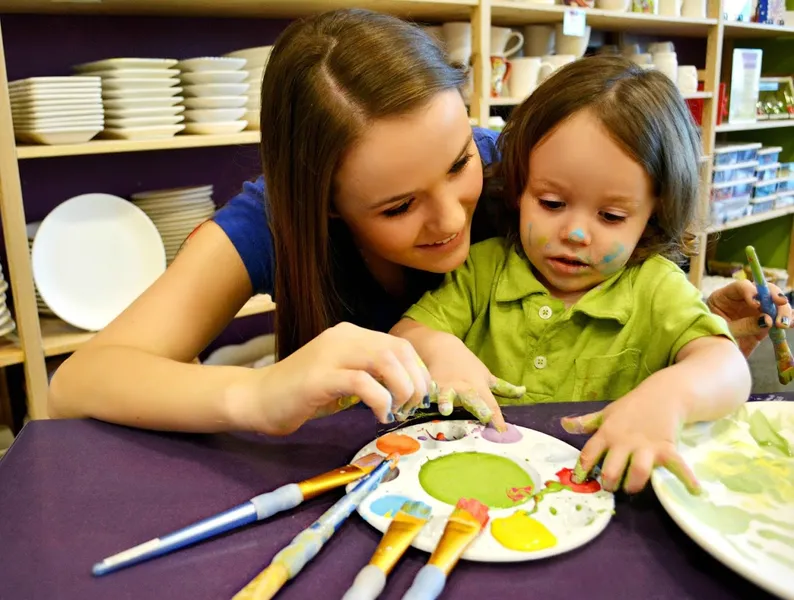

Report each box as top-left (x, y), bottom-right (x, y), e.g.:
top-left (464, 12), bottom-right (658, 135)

top-left (490, 2), bottom-right (716, 35)
top-left (489, 91), bottom-right (711, 107)
top-left (715, 119), bottom-right (794, 132)
top-left (706, 206), bottom-right (794, 233)
top-left (0, 294), bottom-right (275, 366)
top-left (0, 0), bottom-right (477, 19)
top-left (16, 131), bottom-right (261, 160)
top-left (723, 21), bottom-right (794, 38)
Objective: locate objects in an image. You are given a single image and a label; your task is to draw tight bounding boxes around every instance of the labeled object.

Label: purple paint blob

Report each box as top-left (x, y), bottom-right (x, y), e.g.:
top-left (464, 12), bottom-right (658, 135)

top-left (482, 422), bottom-right (523, 444)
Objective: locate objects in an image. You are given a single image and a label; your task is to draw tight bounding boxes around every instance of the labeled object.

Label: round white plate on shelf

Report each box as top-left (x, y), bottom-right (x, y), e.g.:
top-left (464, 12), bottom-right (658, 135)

top-left (91, 68), bottom-right (180, 80)
top-left (224, 46), bottom-right (273, 68)
top-left (10, 90), bottom-right (102, 103)
top-left (11, 97), bottom-right (104, 109)
top-left (12, 105), bottom-right (104, 118)
top-left (100, 125), bottom-right (184, 140)
top-left (104, 115), bottom-right (184, 129)
top-left (31, 193), bottom-right (166, 331)
top-left (140, 202), bottom-right (215, 219)
top-left (102, 87), bottom-right (183, 99)
top-left (103, 96), bottom-right (182, 109)
top-left (131, 184), bottom-right (213, 200)
top-left (13, 115), bottom-right (104, 127)
top-left (349, 419), bottom-right (614, 562)
top-left (651, 401), bottom-right (794, 600)
top-left (177, 57), bottom-right (247, 72)
top-left (182, 83), bottom-right (249, 98)
top-left (104, 106), bottom-right (184, 119)
top-left (101, 78), bottom-right (180, 91)
top-left (74, 58), bottom-right (178, 72)
top-left (184, 121), bottom-right (247, 135)
top-left (180, 70), bottom-right (248, 85)
top-left (182, 96), bottom-right (247, 109)
top-left (15, 127), bottom-right (102, 145)
top-left (183, 108), bottom-right (245, 123)
top-left (9, 77), bottom-right (101, 90)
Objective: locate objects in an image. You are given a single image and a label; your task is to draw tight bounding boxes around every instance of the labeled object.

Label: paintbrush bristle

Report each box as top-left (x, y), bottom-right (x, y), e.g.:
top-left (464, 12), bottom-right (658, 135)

top-left (397, 500), bottom-right (432, 521)
top-left (454, 498), bottom-right (489, 528)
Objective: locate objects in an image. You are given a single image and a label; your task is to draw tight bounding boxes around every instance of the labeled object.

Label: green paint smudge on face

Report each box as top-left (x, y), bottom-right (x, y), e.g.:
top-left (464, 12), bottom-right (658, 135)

top-left (419, 452), bottom-right (533, 509)
top-left (758, 528), bottom-right (794, 550)
top-left (748, 410), bottom-right (792, 457)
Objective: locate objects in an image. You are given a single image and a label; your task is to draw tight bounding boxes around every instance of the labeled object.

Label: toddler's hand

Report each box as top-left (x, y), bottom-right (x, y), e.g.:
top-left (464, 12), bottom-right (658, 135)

top-left (561, 392), bottom-right (700, 495)
top-left (430, 376), bottom-right (525, 428)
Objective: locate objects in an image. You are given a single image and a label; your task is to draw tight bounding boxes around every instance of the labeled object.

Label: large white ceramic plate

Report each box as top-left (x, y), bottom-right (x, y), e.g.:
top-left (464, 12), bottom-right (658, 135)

top-left (349, 419), bottom-right (614, 562)
top-left (651, 400), bottom-right (794, 600)
top-left (31, 193), bottom-right (165, 331)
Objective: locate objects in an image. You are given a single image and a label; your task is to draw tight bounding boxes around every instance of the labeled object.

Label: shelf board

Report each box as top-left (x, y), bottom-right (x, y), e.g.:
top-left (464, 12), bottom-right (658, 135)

top-left (715, 119), bottom-right (794, 132)
top-left (16, 131), bottom-right (261, 159)
top-left (489, 90), bottom-right (711, 107)
top-left (706, 206), bottom-right (794, 233)
top-left (0, 0), bottom-right (476, 19)
top-left (723, 21), bottom-right (794, 38)
top-left (490, 2), bottom-right (716, 36)
top-left (0, 294), bottom-right (275, 366)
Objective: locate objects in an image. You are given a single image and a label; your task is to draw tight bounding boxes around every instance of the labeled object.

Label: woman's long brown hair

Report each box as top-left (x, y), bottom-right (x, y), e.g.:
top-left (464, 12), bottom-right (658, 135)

top-left (260, 9), bottom-right (465, 360)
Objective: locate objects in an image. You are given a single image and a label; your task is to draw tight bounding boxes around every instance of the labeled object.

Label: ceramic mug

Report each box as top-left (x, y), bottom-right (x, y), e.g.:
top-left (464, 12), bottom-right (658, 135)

top-left (652, 51), bottom-right (678, 82)
top-left (442, 22), bottom-right (472, 66)
top-left (554, 23), bottom-right (592, 57)
top-left (491, 27), bottom-right (524, 57)
top-left (539, 54), bottom-right (576, 81)
top-left (523, 25), bottom-right (556, 57)
top-left (509, 57), bottom-right (552, 100)
top-left (677, 65), bottom-right (699, 95)
top-left (490, 55), bottom-right (512, 97)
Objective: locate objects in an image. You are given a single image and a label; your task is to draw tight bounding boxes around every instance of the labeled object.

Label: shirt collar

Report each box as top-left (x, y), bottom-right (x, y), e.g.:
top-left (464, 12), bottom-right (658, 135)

top-left (494, 245), bottom-right (633, 324)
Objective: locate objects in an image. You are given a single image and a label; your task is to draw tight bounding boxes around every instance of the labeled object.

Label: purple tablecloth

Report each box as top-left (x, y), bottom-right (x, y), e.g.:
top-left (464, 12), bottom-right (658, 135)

top-left (1, 396), bottom-right (790, 600)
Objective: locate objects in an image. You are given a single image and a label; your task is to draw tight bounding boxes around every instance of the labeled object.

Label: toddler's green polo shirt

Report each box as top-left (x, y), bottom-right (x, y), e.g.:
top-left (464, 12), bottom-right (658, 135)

top-left (403, 238), bottom-right (732, 404)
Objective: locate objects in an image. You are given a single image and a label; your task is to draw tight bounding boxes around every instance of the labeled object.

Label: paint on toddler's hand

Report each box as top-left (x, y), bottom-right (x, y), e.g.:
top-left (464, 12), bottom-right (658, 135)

top-left (490, 377), bottom-right (526, 398)
top-left (437, 388), bottom-right (456, 416)
top-left (459, 389), bottom-right (493, 424)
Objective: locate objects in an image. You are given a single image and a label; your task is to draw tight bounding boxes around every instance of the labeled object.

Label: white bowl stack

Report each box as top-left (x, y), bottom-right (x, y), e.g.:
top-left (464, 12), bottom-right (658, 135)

top-left (0, 262), bottom-right (16, 338)
top-left (177, 58), bottom-right (249, 135)
top-left (9, 76), bottom-right (104, 145)
top-left (130, 185), bottom-right (216, 264)
top-left (26, 222), bottom-right (56, 317)
top-left (73, 58), bottom-right (185, 140)
top-left (224, 46), bottom-right (273, 131)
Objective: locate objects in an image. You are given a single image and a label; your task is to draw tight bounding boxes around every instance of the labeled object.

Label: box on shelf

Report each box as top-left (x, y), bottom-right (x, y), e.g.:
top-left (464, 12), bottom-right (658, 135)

top-left (775, 192), bottom-right (794, 209)
top-left (757, 77), bottom-right (794, 120)
top-left (713, 142), bottom-right (762, 166)
top-left (713, 161), bottom-right (757, 184)
top-left (711, 178), bottom-right (757, 202)
top-left (755, 162), bottom-right (780, 181)
top-left (750, 196), bottom-right (775, 214)
top-left (710, 195), bottom-right (751, 225)
top-left (778, 177), bottom-right (794, 193)
top-left (780, 162), bottom-right (794, 177)
top-left (757, 146), bottom-right (783, 165)
top-left (753, 179), bottom-right (779, 198)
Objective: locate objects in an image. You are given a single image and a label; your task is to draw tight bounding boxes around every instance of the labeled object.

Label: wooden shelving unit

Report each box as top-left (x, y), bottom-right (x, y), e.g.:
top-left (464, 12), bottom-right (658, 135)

top-left (715, 119), bottom-right (794, 132)
top-left (0, 0), bottom-right (793, 419)
top-left (707, 206), bottom-right (794, 234)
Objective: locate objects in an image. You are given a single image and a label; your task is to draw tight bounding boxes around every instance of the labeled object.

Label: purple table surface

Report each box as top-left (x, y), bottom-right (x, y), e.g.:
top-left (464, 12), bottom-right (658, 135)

top-left (1, 396), bottom-right (790, 600)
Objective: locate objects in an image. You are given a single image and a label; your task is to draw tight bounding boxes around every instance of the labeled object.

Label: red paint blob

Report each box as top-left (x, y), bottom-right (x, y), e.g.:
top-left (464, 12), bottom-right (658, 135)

top-left (376, 433), bottom-right (420, 456)
top-left (556, 467), bottom-right (601, 493)
top-left (506, 485), bottom-right (534, 502)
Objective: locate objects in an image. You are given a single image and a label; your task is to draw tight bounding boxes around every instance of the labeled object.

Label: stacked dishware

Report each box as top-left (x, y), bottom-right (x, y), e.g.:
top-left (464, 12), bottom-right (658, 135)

top-left (9, 76), bottom-right (103, 145)
top-left (26, 222), bottom-right (56, 317)
top-left (224, 46), bottom-right (273, 130)
top-left (177, 57), bottom-right (249, 135)
top-left (130, 185), bottom-right (216, 264)
top-left (0, 261), bottom-right (16, 338)
top-left (74, 58), bottom-right (184, 140)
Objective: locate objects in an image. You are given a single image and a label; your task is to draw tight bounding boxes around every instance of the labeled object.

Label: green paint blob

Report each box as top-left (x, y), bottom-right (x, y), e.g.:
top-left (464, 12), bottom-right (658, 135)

top-left (576, 504), bottom-right (582, 511)
top-left (418, 452), bottom-right (533, 509)
top-left (549, 506), bottom-right (557, 515)
top-left (748, 411), bottom-right (792, 457)
top-left (758, 528), bottom-right (794, 550)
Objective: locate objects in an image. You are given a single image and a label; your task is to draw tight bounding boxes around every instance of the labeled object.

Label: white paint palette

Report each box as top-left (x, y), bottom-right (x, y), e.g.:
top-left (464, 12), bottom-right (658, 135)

top-left (652, 400), bottom-right (794, 600)
top-left (349, 419), bottom-right (614, 562)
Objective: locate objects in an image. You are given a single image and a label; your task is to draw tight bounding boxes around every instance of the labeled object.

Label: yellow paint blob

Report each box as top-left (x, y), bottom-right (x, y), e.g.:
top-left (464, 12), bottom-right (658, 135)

top-left (491, 511), bottom-right (557, 552)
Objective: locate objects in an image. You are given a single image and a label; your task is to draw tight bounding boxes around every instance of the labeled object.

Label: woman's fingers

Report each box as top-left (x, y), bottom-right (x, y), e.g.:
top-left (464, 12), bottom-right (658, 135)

top-left (327, 370), bottom-right (393, 424)
top-left (769, 284), bottom-right (793, 328)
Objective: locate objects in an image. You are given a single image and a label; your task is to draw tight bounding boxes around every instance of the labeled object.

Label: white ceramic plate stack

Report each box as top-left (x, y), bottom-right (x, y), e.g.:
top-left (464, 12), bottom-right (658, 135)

top-left (9, 76), bottom-right (103, 145)
top-left (26, 222), bottom-right (56, 317)
top-left (0, 261), bottom-right (16, 339)
top-left (130, 185), bottom-right (216, 264)
top-left (73, 58), bottom-right (185, 141)
top-left (224, 46), bottom-right (273, 130)
top-left (177, 58), bottom-right (249, 135)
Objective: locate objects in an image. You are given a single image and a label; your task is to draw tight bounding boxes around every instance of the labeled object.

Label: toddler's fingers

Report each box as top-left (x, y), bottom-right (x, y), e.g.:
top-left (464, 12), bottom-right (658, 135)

top-left (574, 435), bottom-right (608, 483)
top-left (437, 387), bottom-right (457, 416)
top-left (489, 377), bottom-right (526, 399)
top-left (561, 410), bottom-right (604, 435)
top-left (458, 388), bottom-right (506, 431)
top-left (600, 447), bottom-right (631, 493)
top-left (623, 448), bottom-right (655, 494)
top-left (661, 450), bottom-right (701, 496)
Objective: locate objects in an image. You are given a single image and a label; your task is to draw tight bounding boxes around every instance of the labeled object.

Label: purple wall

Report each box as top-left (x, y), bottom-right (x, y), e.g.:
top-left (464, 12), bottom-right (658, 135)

top-left (2, 13), bottom-right (290, 354)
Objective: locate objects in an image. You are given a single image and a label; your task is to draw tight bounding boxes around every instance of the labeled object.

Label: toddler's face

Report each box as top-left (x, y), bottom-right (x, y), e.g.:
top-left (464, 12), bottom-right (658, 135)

top-left (519, 109), bottom-right (655, 304)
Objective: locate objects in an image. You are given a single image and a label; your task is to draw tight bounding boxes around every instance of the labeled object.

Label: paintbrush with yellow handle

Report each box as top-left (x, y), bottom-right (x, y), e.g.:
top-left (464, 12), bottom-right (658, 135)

top-left (341, 500), bottom-right (433, 600)
top-left (401, 498), bottom-right (490, 600)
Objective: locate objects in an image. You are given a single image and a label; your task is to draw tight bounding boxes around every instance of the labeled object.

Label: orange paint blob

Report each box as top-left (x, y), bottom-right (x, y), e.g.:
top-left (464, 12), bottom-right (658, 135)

top-left (376, 432), bottom-right (420, 456)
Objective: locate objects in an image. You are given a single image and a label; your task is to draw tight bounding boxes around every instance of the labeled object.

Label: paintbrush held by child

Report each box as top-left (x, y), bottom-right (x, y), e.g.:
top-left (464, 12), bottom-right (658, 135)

top-left (391, 55), bottom-right (752, 496)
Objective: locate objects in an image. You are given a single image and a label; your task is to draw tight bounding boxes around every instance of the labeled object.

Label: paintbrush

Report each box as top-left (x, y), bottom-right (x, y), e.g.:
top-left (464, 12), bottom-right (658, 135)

top-left (401, 498), bottom-right (490, 600)
top-left (231, 453), bottom-right (400, 600)
top-left (746, 245), bottom-right (794, 385)
top-left (91, 453), bottom-right (384, 577)
top-left (341, 500), bottom-right (433, 600)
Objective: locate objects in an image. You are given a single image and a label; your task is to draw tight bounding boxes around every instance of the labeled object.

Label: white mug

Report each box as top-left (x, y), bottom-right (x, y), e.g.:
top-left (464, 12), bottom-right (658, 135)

top-left (491, 26), bottom-right (524, 57)
top-left (554, 23), bottom-right (592, 58)
top-left (630, 53), bottom-right (653, 65)
top-left (677, 65), bottom-right (699, 95)
top-left (681, 0), bottom-right (706, 17)
top-left (509, 57), bottom-right (553, 100)
top-left (442, 22), bottom-right (471, 66)
top-left (523, 25), bottom-right (555, 57)
top-left (648, 41), bottom-right (675, 54)
top-left (539, 54), bottom-right (576, 81)
top-left (652, 51), bottom-right (678, 82)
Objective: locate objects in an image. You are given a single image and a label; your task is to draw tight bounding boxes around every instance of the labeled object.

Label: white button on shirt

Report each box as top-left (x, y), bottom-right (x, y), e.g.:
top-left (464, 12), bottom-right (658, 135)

top-left (534, 356), bottom-right (547, 369)
top-left (539, 306), bottom-right (553, 320)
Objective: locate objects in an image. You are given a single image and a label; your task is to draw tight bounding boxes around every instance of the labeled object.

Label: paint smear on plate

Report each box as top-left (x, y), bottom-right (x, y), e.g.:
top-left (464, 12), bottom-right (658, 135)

top-left (695, 450), bottom-right (794, 504)
top-left (376, 433), bottom-right (420, 456)
top-left (556, 467), bottom-right (602, 493)
top-left (419, 452), bottom-right (533, 509)
top-left (491, 510), bottom-right (557, 552)
top-left (370, 494), bottom-right (413, 518)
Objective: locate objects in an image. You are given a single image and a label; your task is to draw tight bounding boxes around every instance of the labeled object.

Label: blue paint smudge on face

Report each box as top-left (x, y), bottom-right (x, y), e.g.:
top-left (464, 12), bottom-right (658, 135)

top-left (601, 243), bottom-right (625, 264)
top-left (597, 243), bottom-right (627, 275)
top-left (370, 494), bottom-right (413, 518)
top-left (568, 228), bottom-right (585, 242)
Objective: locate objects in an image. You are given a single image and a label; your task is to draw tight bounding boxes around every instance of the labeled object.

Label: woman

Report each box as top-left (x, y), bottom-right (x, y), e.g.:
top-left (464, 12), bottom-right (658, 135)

top-left (48, 9), bottom-right (789, 436)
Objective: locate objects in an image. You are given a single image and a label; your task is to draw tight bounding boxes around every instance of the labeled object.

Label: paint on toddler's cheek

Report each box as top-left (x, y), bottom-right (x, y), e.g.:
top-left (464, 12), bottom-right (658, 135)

top-left (595, 242), bottom-right (627, 275)
top-left (568, 229), bottom-right (585, 242)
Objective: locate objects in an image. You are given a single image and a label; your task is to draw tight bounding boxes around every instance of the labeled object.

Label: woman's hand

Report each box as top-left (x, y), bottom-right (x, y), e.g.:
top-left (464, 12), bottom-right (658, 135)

top-left (707, 279), bottom-right (791, 357)
top-left (225, 322), bottom-right (432, 435)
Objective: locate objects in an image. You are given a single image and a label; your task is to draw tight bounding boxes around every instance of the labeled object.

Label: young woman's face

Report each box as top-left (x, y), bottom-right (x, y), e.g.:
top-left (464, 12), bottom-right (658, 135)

top-left (333, 90), bottom-right (482, 280)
